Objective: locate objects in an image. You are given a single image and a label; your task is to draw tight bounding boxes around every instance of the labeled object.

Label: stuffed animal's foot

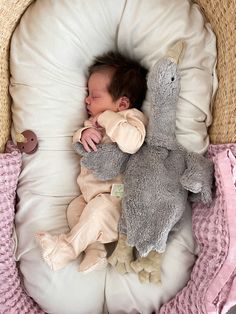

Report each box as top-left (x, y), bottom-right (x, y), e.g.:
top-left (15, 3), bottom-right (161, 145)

top-left (130, 251), bottom-right (162, 284)
top-left (35, 232), bottom-right (76, 271)
top-left (78, 242), bottom-right (107, 273)
top-left (108, 234), bottom-right (134, 274)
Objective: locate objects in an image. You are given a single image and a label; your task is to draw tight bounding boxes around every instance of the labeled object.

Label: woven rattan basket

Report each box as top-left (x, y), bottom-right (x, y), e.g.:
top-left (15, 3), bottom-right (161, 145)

top-left (0, 0), bottom-right (235, 313)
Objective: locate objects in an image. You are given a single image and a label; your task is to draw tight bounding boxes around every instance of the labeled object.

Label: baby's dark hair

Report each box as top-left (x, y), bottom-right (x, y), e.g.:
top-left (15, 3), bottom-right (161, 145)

top-left (88, 51), bottom-right (148, 110)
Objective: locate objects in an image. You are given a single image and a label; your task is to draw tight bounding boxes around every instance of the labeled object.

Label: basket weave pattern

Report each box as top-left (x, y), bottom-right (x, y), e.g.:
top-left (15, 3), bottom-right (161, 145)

top-left (194, 0), bottom-right (236, 144)
top-left (0, 0), bottom-right (33, 153)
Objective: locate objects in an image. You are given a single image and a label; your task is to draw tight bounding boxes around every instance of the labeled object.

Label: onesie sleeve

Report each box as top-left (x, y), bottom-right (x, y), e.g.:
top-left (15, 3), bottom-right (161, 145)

top-left (72, 119), bottom-right (93, 144)
top-left (97, 109), bottom-right (147, 154)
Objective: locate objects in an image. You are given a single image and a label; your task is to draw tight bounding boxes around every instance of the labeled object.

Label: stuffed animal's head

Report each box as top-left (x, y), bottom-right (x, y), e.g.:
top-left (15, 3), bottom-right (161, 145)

top-left (147, 40), bottom-right (185, 105)
top-left (147, 58), bottom-right (180, 103)
top-left (145, 41), bottom-right (185, 147)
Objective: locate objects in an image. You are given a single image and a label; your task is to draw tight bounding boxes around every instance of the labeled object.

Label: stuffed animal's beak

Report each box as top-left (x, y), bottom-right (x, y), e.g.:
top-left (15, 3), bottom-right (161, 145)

top-left (167, 40), bottom-right (185, 64)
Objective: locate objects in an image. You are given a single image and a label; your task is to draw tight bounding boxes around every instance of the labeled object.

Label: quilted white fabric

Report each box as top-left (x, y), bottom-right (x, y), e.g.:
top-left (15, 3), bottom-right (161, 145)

top-left (9, 0), bottom-right (217, 313)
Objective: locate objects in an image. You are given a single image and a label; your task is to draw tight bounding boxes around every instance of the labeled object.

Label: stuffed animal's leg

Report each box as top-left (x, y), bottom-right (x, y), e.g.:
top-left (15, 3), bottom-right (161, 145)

top-left (108, 234), bottom-right (134, 274)
top-left (131, 251), bottom-right (163, 284)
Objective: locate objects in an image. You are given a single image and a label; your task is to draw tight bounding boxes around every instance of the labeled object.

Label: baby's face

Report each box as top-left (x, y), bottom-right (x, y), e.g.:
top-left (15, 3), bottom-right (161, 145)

top-left (85, 70), bottom-right (119, 117)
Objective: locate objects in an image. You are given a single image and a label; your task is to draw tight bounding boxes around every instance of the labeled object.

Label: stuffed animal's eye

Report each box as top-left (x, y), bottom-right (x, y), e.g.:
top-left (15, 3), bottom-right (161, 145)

top-left (171, 77), bottom-right (175, 81)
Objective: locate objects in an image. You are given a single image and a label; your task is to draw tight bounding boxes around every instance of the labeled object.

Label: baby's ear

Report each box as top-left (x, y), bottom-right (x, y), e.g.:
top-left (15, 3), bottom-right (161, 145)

top-left (117, 96), bottom-right (130, 111)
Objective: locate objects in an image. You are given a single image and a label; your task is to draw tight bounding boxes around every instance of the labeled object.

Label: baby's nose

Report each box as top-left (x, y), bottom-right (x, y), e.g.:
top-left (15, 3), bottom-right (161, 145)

top-left (85, 95), bottom-right (90, 105)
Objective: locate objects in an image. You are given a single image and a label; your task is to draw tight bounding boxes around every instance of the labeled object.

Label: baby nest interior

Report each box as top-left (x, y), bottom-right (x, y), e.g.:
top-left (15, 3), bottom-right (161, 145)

top-left (0, 0), bottom-right (226, 313)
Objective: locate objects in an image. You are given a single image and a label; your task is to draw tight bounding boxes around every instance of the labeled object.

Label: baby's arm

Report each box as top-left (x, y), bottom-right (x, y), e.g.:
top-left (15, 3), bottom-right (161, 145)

top-left (97, 109), bottom-right (147, 154)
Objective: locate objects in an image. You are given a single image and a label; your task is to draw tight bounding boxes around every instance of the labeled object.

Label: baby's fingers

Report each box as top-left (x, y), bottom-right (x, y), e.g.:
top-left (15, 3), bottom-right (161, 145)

top-left (85, 138), bottom-right (97, 152)
top-left (90, 129), bottom-right (102, 142)
top-left (81, 139), bottom-right (91, 152)
top-left (90, 132), bottom-right (101, 144)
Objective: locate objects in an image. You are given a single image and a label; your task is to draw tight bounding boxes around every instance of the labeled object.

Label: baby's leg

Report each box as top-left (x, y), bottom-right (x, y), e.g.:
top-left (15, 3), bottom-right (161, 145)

top-left (76, 194), bottom-right (121, 272)
top-left (67, 195), bottom-right (86, 229)
top-left (36, 194), bottom-right (121, 271)
top-left (36, 195), bottom-right (87, 271)
top-left (67, 195), bottom-right (108, 272)
top-left (67, 193), bottom-right (121, 254)
top-left (79, 242), bottom-right (108, 273)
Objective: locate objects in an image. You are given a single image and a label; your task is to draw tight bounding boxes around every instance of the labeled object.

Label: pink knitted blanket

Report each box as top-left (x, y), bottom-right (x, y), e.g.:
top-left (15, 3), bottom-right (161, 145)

top-left (160, 144), bottom-right (236, 314)
top-left (1, 142), bottom-right (235, 313)
top-left (0, 142), bottom-right (43, 314)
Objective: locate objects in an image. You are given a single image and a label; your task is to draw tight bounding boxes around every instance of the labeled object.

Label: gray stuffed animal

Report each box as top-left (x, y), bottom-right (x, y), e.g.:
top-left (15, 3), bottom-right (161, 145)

top-left (74, 42), bottom-right (213, 283)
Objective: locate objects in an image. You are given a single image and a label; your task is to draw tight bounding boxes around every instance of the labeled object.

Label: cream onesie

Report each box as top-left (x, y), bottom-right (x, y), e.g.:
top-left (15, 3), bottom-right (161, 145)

top-left (37, 108), bottom-right (147, 272)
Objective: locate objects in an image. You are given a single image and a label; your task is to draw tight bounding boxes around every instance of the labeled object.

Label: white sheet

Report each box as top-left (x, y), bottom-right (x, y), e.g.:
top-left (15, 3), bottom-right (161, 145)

top-left (10, 0), bottom-right (217, 313)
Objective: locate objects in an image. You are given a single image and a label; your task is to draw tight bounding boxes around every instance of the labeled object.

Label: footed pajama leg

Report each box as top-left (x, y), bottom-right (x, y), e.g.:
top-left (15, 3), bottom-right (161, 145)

top-left (67, 195), bottom-right (108, 272)
top-left (36, 193), bottom-right (121, 271)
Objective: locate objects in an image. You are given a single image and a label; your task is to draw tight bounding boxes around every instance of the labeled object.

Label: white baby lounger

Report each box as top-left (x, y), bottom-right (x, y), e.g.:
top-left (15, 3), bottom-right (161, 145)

top-left (9, 0), bottom-right (217, 313)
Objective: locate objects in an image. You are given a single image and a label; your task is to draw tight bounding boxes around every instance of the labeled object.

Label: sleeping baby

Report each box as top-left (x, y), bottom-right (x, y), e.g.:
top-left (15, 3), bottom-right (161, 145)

top-left (36, 51), bottom-right (148, 272)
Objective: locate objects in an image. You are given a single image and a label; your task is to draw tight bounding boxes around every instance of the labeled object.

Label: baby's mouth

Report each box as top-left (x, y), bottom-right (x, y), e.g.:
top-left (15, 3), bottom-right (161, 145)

top-left (87, 108), bottom-right (91, 115)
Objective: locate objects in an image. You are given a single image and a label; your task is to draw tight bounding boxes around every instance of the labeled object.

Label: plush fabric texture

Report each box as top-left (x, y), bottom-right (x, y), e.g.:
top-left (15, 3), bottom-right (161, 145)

top-left (75, 142), bottom-right (130, 181)
top-left (77, 54), bottom-right (214, 258)
top-left (116, 57), bottom-right (213, 255)
top-left (159, 143), bottom-right (236, 314)
top-left (0, 141), bottom-right (43, 314)
top-left (9, 0), bottom-right (217, 312)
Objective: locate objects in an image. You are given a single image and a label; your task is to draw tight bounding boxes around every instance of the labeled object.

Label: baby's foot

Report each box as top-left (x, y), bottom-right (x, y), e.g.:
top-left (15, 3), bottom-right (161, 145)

top-left (79, 255), bottom-right (108, 273)
top-left (35, 232), bottom-right (76, 271)
top-left (78, 242), bottom-right (107, 273)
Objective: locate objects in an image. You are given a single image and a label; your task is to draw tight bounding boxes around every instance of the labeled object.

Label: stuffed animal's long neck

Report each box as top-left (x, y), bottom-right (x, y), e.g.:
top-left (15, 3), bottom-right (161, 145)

top-left (146, 92), bottom-right (178, 149)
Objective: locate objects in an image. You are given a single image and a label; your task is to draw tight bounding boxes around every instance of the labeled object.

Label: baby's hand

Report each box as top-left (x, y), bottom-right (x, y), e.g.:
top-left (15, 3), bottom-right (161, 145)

top-left (81, 128), bottom-right (102, 152)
